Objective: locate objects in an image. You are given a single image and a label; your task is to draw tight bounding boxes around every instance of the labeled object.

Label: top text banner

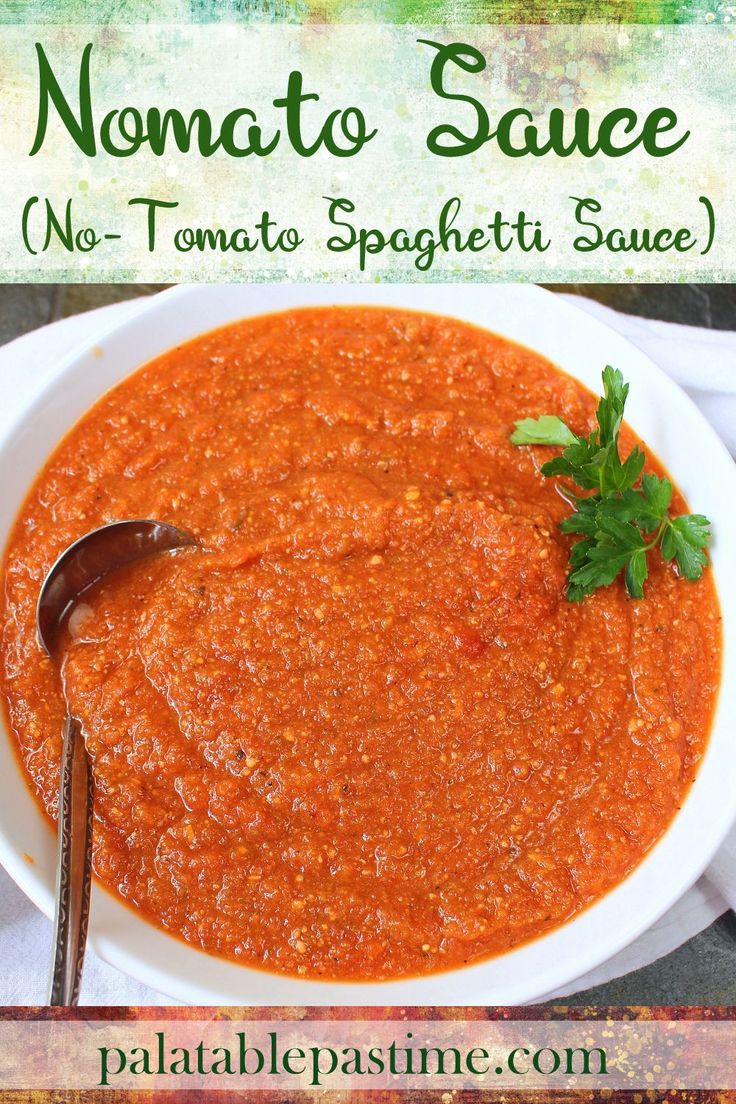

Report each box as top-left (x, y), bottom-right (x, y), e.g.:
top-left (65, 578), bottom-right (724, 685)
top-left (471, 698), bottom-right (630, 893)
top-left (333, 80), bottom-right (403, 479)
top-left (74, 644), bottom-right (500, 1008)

top-left (0, 23), bottom-right (733, 282)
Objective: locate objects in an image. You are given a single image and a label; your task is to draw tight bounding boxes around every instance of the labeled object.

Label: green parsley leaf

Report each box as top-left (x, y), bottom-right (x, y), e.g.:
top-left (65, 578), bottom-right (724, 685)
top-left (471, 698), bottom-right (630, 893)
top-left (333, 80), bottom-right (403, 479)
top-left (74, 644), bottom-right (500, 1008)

top-left (625, 548), bottom-right (649, 600)
top-left (567, 516), bottom-right (648, 601)
top-left (559, 496), bottom-right (600, 536)
top-left (596, 366), bottom-right (628, 446)
top-left (661, 514), bottom-right (711, 580)
top-left (510, 415), bottom-right (578, 447)
top-left (569, 536), bottom-right (597, 566)
top-left (607, 443), bottom-right (645, 494)
top-left (541, 435), bottom-right (603, 490)
top-left (510, 368), bottom-right (712, 600)
top-left (638, 473), bottom-right (673, 526)
top-left (567, 543), bottom-right (633, 599)
top-left (595, 514), bottom-right (648, 550)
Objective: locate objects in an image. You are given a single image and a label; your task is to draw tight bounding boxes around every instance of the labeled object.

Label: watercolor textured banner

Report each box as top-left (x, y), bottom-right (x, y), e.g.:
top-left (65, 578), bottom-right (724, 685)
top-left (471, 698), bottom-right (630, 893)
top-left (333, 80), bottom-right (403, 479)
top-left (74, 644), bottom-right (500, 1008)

top-left (0, 22), bottom-right (734, 282)
top-left (0, 1), bottom-right (732, 25)
top-left (3, 1015), bottom-right (736, 1091)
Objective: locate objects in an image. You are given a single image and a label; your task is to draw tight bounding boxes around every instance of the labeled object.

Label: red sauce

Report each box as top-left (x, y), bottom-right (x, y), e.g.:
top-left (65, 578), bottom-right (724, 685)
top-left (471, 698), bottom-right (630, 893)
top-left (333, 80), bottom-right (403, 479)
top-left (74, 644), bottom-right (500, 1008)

top-left (1, 307), bottom-right (721, 980)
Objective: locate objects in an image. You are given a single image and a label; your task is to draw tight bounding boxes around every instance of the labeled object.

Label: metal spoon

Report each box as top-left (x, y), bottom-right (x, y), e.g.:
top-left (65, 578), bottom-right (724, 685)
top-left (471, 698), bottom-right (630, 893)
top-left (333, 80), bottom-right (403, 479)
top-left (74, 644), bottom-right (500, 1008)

top-left (37, 519), bottom-right (196, 1006)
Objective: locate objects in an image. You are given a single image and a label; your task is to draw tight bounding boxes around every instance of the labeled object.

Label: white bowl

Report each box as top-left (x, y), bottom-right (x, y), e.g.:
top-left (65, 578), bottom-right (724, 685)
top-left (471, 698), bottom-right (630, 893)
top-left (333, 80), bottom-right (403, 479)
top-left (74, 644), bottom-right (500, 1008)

top-left (1, 283), bottom-right (735, 1005)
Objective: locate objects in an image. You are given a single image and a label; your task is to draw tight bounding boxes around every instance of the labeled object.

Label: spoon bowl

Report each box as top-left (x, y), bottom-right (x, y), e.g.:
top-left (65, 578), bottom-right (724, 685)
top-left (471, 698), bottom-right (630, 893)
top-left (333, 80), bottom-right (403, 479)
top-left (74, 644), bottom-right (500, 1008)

top-left (37, 518), bottom-right (197, 657)
top-left (37, 518), bottom-right (196, 1005)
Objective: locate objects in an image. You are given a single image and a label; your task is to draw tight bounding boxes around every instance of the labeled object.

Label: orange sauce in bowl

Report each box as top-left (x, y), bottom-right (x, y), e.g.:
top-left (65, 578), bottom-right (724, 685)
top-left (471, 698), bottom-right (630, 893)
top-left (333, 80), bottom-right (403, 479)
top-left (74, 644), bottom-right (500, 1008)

top-left (1, 307), bottom-right (721, 980)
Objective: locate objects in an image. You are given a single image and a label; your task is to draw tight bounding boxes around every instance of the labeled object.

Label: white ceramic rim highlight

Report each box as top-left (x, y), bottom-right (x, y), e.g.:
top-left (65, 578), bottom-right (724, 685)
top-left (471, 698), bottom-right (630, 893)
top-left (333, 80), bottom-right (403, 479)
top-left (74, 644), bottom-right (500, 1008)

top-left (0, 283), bottom-right (734, 1006)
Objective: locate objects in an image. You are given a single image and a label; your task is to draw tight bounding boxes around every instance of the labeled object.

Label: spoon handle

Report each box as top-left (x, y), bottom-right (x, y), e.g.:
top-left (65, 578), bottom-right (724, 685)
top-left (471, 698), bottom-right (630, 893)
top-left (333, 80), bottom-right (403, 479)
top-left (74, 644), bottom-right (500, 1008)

top-left (49, 714), bottom-right (93, 1006)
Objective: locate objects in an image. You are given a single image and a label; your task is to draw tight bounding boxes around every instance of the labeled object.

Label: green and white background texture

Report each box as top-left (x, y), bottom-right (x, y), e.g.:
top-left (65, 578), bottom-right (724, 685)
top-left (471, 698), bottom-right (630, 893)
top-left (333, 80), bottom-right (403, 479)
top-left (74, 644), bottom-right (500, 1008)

top-left (0, 1), bottom-right (734, 282)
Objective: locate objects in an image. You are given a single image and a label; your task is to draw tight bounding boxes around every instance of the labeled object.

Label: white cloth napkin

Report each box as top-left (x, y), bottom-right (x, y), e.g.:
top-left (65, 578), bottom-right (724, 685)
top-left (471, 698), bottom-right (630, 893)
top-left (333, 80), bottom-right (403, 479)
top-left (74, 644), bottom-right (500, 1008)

top-left (0, 290), bottom-right (734, 1006)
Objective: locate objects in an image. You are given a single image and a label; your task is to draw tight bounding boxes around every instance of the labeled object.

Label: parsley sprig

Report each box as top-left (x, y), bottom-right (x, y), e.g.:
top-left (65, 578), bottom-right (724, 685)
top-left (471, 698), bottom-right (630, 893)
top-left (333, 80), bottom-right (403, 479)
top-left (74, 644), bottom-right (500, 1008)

top-left (511, 367), bottom-right (711, 601)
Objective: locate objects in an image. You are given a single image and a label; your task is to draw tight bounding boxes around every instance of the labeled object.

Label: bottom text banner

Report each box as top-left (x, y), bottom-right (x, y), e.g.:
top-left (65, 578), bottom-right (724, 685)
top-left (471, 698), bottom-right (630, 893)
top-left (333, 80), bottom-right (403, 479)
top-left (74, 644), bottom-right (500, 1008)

top-left (0, 1007), bottom-right (735, 1095)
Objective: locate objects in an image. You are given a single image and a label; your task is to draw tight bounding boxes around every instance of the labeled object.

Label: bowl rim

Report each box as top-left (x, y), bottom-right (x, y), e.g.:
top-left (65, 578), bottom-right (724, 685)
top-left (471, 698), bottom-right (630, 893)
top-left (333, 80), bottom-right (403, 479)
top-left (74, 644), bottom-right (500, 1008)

top-left (1, 281), bottom-right (735, 1005)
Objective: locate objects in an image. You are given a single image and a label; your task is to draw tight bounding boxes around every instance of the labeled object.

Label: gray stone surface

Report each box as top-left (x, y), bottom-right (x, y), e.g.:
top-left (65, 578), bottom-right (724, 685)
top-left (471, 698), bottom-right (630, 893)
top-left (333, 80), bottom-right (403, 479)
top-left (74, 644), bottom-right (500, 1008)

top-left (544, 283), bottom-right (736, 330)
top-left (0, 285), bottom-right (58, 345)
top-left (561, 913), bottom-right (736, 1006)
top-left (1, 282), bottom-right (734, 1004)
